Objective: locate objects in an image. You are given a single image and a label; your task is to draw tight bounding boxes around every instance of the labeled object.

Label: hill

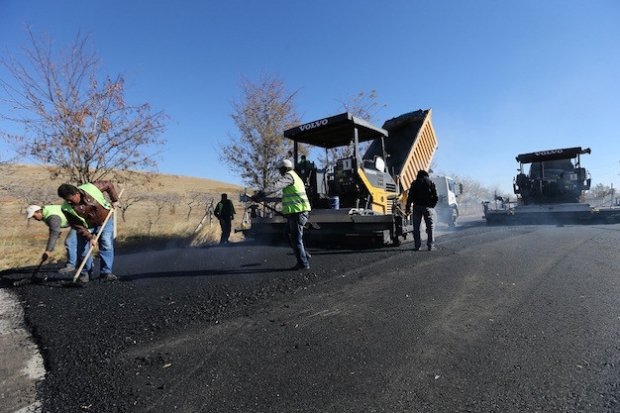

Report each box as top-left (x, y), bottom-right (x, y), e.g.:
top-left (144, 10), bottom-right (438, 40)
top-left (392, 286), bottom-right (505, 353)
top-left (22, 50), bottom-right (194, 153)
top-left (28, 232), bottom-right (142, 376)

top-left (0, 164), bottom-right (247, 271)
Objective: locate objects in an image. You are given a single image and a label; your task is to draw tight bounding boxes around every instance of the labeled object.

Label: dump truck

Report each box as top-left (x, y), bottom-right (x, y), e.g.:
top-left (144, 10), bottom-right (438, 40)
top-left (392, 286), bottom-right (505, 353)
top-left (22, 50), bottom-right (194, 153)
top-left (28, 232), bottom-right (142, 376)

top-left (483, 147), bottom-right (620, 224)
top-left (245, 109), bottom-right (438, 245)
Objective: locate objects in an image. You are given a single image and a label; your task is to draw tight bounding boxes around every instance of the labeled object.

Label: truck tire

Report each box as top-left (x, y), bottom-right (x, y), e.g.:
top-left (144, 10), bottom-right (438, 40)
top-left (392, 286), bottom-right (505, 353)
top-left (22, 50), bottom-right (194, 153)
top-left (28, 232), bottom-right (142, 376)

top-left (448, 207), bottom-right (458, 227)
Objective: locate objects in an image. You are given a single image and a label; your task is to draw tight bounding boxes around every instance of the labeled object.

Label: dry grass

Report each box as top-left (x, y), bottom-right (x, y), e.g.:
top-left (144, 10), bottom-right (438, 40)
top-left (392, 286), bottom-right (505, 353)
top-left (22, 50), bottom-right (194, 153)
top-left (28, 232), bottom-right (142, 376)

top-left (0, 164), bottom-right (248, 272)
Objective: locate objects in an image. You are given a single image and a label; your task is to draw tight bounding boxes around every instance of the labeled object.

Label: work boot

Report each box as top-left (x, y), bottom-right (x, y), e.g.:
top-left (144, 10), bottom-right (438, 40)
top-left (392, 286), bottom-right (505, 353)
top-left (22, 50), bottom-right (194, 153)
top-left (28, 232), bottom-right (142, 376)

top-left (290, 263), bottom-right (310, 271)
top-left (58, 265), bottom-right (76, 274)
top-left (78, 274), bottom-right (90, 283)
top-left (100, 273), bottom-right (117, 281)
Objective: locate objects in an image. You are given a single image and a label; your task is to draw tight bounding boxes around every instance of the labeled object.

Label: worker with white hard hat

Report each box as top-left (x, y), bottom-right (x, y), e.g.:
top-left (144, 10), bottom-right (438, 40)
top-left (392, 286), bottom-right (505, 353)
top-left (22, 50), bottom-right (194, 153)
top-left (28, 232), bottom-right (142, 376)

top-left (26, 204), bottom-right (77, 272)
top-left (252, 159), bottom-right (312, 270)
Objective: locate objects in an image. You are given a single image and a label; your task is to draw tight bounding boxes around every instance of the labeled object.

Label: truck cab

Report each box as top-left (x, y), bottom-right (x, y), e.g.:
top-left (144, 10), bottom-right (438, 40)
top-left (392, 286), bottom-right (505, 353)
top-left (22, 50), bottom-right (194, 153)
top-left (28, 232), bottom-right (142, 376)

top-left (432, 175), bottom-right (461, 226)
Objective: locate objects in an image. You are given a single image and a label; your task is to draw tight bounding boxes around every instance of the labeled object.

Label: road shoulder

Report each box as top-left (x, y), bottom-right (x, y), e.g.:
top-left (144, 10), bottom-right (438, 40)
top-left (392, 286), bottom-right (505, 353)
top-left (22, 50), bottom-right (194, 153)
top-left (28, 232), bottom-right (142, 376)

top-left (0, 289), bottom-right (43, 413)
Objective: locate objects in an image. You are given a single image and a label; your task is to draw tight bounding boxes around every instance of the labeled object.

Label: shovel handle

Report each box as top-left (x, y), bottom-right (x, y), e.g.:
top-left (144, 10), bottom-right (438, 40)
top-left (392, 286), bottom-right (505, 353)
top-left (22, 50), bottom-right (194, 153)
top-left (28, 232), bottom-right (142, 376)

top-left (247, 193), bottom-right (283, 217)
top-left (32, 257), bottom-right (46, 277)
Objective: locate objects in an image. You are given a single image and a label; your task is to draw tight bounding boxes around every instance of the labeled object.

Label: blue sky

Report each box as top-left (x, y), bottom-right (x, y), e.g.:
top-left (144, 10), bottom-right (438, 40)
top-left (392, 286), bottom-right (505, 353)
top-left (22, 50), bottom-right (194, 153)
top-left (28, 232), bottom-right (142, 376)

top-left (1, 0), bottom-right (619, 195)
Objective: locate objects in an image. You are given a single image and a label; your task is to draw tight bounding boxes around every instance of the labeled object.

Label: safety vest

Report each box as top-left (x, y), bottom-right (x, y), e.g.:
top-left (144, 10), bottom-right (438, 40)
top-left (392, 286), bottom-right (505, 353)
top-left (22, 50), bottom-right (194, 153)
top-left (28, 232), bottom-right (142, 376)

top-left (61, 183), bottom-right (111, 227)
top-left (42, 205), bottom-right (70, 228)
top-left (216, 200), bottom-right (235, 216)
top-left (281, 171), bottom-right (311, 215)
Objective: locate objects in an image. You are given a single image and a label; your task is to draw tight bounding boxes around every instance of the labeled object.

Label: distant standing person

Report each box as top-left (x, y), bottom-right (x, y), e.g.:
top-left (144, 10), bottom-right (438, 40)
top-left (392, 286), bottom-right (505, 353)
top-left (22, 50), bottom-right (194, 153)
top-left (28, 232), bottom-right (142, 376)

top-left (214, 193), bottom-right (236, 244)
top-left (253, 159), bottom-right (311, 270)
top-left (296, 154), bottom-right (313, 172)
top-left (26, 204), bottom-right (77, 272)
top-left (296, 154), bottom-right (315, 189)
top-left (406, 170), bottom-right (439, 251)
top-left (57, 181), bottom-right (120, 282)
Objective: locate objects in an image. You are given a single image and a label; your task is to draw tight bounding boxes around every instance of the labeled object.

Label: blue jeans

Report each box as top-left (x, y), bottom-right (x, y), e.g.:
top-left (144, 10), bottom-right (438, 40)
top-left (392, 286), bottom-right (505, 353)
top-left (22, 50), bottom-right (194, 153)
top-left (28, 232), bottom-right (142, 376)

top-left (283, 212), bottom-right (309, 267)
top-left (413, 206), bottom-right (434, 249)
top-left (64, 229), bottom-right (77, 267)
top-left (77, 216), bottom-right (115, 276)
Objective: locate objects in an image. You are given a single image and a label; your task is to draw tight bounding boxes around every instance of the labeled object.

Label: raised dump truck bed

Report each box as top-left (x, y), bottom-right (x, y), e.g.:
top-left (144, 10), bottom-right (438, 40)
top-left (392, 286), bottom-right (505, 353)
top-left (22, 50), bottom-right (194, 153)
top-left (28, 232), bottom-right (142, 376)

top-left (377, 109), bottom-right (438, 192)
top-left (245, 109), bottom-right (438, 245)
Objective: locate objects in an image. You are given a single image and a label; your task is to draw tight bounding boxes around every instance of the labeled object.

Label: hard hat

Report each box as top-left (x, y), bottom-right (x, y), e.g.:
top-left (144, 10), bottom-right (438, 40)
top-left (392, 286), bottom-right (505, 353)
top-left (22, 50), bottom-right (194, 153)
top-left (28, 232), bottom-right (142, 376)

top-left (26, 205), bottom-right (42, 219)
top-left (278, 159), bottom-right (293, 169)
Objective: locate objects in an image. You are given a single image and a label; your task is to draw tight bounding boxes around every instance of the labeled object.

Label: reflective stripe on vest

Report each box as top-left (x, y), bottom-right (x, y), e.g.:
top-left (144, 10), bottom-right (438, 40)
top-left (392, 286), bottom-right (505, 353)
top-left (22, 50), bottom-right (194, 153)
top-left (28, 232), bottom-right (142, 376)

top-left (61, 183), bottom-right (111, 227)
top-left (281, 171), bottom-right (311, 215)
top-left (42, 205), bottom-right (69, 228)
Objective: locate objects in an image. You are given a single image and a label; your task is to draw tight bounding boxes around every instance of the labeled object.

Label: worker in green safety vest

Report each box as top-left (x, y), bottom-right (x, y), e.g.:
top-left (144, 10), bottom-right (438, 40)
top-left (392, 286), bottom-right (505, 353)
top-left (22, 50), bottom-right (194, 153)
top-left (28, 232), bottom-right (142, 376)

top-left (214, 193), bottom-right (236, 244)
top-left (253, 159), bottom-right (311, 270)
top-left (58, 181), bottom-right (120, 282)
top-left (26, 204), bottom-right (77, 272)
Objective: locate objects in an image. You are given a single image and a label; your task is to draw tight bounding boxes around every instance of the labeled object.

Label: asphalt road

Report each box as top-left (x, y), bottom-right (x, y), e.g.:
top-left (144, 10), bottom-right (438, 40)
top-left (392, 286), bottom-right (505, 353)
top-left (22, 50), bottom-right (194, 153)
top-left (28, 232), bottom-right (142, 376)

top-left (3, 217), bottom-right (620, 412)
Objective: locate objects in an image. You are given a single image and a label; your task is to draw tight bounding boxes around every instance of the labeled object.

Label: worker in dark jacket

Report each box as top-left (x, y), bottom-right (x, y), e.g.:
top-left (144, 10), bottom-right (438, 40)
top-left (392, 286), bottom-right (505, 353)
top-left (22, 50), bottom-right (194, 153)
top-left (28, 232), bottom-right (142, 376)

top-left (58, 181), bottom-right (120, 282)
top-left (26, 204), bottom-right (77, 272)
top-left (406, 170), bottom-right (439, 251)
top-left (214, 193), bottom-right (236, 244)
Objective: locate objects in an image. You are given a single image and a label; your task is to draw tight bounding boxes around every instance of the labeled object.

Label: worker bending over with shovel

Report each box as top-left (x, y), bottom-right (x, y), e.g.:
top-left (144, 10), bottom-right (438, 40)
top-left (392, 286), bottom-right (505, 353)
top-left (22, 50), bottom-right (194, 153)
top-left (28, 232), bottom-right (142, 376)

top-left (253, 159), bottom-right (311, 271)
top-left (26, 204), bottom-right (77, 273)
top-left (58, 181), bottom-right (120, 282)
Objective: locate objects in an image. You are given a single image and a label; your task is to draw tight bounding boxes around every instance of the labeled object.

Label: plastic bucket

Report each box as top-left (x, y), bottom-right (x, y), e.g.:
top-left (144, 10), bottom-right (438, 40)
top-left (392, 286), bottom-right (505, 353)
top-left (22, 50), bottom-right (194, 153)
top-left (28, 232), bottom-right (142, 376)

top-left (328, 196), bottom-right (340, 210)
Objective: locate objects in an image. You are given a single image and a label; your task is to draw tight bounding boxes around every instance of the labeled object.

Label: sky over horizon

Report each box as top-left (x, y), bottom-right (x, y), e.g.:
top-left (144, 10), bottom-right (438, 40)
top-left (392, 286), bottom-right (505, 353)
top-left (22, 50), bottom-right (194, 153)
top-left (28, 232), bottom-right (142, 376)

top-left (1, 0), bottom-right (619, 196)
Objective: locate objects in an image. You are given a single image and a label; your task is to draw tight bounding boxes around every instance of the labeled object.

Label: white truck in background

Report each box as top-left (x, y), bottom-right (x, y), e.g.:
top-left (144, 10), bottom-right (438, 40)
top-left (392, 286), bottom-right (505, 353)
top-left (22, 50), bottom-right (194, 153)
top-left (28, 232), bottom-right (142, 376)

top-left (431, 175), bottom-right (462, 227)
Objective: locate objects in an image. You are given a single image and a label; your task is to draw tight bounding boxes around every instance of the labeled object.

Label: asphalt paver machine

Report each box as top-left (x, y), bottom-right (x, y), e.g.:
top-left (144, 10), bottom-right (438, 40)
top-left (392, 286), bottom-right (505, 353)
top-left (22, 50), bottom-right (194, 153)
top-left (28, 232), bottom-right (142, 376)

top-left (245, 109), bottom-right (438, 245)
top-left (484, 147), bottom-right (620, 224)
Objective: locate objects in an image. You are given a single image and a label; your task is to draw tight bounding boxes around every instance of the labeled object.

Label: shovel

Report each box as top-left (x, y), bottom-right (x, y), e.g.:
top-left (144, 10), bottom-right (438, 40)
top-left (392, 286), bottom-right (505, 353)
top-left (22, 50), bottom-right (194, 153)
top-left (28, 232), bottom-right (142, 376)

top-left (248, 194), bottom-right (321, 230)
top-left (12, 257), bottom-right (47, 287)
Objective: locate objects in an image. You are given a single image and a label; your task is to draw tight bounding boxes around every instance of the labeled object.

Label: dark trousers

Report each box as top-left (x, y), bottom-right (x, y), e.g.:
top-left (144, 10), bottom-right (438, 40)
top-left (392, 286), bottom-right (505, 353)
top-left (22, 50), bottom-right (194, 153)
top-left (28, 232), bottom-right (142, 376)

top-left (413, 206), bottom-right (434, 249)
top-left (219, 218), bottom-right (232, 244)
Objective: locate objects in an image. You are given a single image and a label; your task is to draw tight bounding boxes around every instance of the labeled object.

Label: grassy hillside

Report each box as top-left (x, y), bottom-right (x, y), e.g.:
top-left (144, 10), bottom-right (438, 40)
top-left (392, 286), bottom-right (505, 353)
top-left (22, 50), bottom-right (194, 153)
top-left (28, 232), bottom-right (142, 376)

top-left (0, 164), bottom-right (247, 272)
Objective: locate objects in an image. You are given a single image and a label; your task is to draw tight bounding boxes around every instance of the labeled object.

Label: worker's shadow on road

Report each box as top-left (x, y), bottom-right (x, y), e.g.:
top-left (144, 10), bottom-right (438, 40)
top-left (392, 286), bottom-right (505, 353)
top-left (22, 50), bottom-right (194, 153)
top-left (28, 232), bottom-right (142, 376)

top-left (118, 233), bottom-right (459, 283)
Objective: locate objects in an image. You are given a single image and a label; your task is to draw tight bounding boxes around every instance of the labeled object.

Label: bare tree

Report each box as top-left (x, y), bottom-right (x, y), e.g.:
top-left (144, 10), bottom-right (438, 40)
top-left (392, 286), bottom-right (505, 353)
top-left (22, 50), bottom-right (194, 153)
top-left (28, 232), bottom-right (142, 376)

top-left (117, 192), bottom-right (148, 222)
top-left (185, 194), bottom-right (201, 222)
top-left (591, 183), bottom-right (611, 199)
top-left (0, 183), bottom-right (57, 206)
top-left (192, 196), bottom-right (216, 234)
top-left (219, 73), bottom-right (300, 190)
top-left (186, 191), bottom-right (214, 222)
top-left (0, 27), bottom-right (167, 185)
top-left (337, 89), bottom-right (387, 125)
top-left (143, 193), bottom-right (173, 234)
top-left (440, 173), bottom-right (511, 204)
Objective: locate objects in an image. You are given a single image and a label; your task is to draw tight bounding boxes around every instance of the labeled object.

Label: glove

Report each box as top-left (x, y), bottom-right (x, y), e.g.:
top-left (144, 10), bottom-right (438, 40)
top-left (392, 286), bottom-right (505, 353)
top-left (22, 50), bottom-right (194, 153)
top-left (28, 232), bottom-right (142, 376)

top-left (252, 191), bottom-right (266, 202)
top-left (41, 252), bottom-right (49, 261)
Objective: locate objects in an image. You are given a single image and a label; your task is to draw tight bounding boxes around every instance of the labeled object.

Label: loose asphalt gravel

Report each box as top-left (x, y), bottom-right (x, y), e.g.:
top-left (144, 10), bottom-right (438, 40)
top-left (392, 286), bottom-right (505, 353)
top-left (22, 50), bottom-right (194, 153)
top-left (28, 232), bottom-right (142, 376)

top-left (3, 217), bottom-right (620, 412)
